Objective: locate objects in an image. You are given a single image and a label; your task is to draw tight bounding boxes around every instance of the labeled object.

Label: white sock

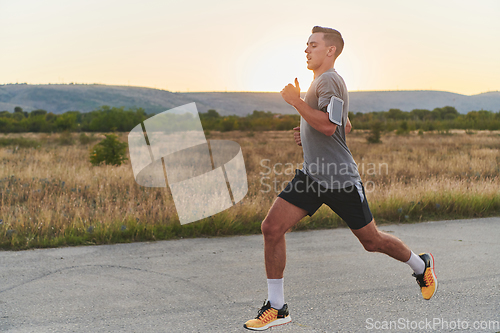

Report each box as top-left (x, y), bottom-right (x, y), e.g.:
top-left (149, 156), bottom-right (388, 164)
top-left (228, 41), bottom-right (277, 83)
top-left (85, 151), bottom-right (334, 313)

top-left (267, 278), bottom-right (284, 310)
top-left (405, 251), bottom-right (425, 275)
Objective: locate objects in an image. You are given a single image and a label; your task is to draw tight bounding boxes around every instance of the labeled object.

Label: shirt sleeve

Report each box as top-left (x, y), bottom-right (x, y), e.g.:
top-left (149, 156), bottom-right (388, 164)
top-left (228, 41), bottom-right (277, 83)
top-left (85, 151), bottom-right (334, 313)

top-left (316, 73), bottom-right (343, 112)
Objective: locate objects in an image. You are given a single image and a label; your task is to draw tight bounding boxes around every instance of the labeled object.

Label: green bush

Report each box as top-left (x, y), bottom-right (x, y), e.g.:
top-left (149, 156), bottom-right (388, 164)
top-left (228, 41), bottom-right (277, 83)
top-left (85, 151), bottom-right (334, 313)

top-left (55, 113), bottom-right (77, 131)
top-left (90, 134), bottom-right (128, 166)
top-left (367, 121), bottom-right (383, 144)
top-left (396, 121), bottom-right (410, 135)
top-left (221, 117), bottom-right (236, 132)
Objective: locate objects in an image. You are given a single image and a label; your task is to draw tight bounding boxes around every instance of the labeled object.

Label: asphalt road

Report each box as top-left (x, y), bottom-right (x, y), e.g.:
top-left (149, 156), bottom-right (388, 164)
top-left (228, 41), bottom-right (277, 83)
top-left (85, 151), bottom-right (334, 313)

top-left (1, 217), bottom-right (499, 333)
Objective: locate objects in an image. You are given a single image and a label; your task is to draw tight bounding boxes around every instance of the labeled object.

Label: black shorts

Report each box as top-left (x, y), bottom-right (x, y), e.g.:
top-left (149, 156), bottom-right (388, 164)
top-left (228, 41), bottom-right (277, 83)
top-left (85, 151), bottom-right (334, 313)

top-left (278, 169), bottom-right (373, 230)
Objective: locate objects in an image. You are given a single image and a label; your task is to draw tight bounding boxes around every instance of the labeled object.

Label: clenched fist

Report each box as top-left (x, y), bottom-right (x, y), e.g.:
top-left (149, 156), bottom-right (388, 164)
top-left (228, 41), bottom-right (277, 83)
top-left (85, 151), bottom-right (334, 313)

top-left (293, 126), bottom-right (302, 146)
top-left (281, 78), bottom-right (301, 106)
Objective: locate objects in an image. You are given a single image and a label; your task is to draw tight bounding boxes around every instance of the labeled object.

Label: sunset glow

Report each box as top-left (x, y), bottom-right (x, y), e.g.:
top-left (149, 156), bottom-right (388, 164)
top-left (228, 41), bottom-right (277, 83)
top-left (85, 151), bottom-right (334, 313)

top-left (1, 0), bottom-right (499, 95)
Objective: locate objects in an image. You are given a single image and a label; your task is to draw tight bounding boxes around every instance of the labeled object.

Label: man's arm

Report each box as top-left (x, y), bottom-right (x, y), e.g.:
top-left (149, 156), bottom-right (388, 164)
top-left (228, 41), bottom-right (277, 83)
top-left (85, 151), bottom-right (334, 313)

top-left (281, 79), bottom-right (337, 137)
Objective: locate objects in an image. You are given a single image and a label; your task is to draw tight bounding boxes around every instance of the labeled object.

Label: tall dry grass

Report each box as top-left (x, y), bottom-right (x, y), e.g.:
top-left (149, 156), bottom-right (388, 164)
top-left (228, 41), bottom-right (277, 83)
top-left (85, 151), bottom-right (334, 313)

top-left (1, 130), bottom-right (499, 249)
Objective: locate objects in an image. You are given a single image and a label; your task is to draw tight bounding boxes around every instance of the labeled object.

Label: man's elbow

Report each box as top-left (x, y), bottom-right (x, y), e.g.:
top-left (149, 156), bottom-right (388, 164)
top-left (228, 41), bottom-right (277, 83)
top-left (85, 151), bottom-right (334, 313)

top-left (322, 123), bottom-right (337, 136)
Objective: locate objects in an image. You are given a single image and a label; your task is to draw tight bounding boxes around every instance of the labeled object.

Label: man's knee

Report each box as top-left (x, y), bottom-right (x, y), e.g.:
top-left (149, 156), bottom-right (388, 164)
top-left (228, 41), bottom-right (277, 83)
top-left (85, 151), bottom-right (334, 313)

top-left (261, 217), bottom-right (282, 240)
top-left (360, 238), bottom-right (381, 252)
top-left (359, 231), bottom-right (386, 253)
top-left (353, 220), bottom-right (385, 253)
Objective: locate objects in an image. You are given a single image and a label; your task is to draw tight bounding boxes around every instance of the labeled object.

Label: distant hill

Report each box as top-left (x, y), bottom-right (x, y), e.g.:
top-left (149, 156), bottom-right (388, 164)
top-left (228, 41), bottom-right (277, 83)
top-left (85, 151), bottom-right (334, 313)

top-left (1, 84), bottom-right (499, 116)
top-left (348, 90), bottom-right (500, 114)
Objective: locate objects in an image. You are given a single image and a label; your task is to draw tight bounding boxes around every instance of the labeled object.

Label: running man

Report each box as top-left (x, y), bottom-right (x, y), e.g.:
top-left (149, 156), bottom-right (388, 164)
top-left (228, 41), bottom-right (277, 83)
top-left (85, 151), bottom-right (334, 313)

top-left (243, 26), bottom-right (437, 331)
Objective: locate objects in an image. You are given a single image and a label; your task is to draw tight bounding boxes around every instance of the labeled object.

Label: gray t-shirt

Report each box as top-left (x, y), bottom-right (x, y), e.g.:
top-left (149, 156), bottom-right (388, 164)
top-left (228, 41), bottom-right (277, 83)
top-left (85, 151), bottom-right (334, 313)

top-left (300, 68), bottom-right (361, 189)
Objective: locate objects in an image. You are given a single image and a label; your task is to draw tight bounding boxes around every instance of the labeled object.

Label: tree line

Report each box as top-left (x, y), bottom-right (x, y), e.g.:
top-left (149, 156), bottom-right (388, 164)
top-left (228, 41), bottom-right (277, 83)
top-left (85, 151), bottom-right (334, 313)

top-left (0, 106), bottom-right (149, 133)
top-left (0, 107), bottom-right (300, 133)
top-left (1, 105), bottom-right (499, 133)
top-left (349, 106), bottom-right (500, 132)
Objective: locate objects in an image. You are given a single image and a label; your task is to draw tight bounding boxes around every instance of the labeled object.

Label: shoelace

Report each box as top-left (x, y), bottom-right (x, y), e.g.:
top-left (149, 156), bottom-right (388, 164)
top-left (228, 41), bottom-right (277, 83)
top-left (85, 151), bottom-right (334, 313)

top-left (256, 302), bottom-right (271, 319)
top-left (413, 272), bottom-right (427, 287)
top-left (423, 270), bottom-right (434, 287)
top-left (255, 301), bottom-right (278, 323)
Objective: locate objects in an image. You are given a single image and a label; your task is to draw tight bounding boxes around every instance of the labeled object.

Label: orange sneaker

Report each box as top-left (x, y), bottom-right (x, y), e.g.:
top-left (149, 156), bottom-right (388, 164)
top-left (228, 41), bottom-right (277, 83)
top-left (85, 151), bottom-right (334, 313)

top-left (412, 253), bottom-right (437, 300)
top-left (244, 300), bottom-right (291, 331)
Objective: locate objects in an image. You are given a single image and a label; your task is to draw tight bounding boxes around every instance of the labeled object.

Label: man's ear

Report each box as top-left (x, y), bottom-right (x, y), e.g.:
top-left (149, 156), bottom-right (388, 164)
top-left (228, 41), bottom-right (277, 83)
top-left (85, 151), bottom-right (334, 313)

top-left (328, 45), bottom-right (337, 57)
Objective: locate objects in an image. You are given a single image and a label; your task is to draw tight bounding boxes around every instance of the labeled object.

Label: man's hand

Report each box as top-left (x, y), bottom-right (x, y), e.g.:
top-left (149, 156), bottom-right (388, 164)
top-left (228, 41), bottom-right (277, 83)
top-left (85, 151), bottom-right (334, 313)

top-left (280, 78), bottom-right (337, 136)
top-left (280, 78), bottom-right (301, 106)
top-left (346, 117), bottom-right (352, 134)
top-left (293, 126), bottom-right (302, 146)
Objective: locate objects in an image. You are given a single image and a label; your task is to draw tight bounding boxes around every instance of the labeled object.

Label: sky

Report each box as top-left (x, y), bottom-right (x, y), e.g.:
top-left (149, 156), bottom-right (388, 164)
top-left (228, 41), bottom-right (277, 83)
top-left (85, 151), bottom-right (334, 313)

top-left (1, 0), bottom-right (499, 95)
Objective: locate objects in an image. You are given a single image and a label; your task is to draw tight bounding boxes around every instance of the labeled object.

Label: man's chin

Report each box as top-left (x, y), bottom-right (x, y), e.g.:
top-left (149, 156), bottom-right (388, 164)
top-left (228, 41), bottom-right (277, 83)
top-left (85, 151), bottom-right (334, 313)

top-left (306, 60), bottom-right (318, 69)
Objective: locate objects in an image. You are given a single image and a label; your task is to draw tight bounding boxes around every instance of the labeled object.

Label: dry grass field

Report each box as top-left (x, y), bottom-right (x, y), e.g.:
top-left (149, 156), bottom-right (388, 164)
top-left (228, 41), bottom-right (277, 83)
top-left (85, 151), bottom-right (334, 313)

top-left (1, 130), bottom-right (499, 249)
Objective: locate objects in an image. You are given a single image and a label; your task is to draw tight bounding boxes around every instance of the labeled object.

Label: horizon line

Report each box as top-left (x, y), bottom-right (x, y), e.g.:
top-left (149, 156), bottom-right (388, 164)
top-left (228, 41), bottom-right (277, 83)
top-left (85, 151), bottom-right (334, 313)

top-left (0, 82), bottom-right (498, 96)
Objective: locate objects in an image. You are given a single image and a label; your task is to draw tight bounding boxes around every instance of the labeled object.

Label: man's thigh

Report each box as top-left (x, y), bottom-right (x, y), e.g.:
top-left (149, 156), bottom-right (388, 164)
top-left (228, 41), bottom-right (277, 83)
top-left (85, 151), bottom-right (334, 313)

top-left (263, 197), bottom-right (308, 235)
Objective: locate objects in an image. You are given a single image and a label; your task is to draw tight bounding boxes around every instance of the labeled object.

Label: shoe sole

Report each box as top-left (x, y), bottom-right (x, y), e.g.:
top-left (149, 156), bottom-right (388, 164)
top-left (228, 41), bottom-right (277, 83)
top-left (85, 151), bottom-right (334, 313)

top-left (243, 316), bottom-right (292, 331)
top-left (425, 253), bottom-right (438, 300)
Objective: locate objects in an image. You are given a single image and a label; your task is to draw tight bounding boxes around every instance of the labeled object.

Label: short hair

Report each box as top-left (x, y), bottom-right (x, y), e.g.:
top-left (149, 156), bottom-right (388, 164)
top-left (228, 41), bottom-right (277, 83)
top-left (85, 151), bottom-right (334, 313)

top-left (312, 26), bottom-right (344, 58)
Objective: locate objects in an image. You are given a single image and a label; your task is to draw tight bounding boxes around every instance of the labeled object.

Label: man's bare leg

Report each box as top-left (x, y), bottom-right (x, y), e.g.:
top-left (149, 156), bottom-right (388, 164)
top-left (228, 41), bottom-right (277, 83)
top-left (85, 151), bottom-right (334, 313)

top-left (261, 197), bottom-right (308, 279)
top-left (351, 219), bottom-right (411, 262)
top-left (351, 219), bottom-right (438, 299)
top-left (243, 198), bottom-right (306, 329)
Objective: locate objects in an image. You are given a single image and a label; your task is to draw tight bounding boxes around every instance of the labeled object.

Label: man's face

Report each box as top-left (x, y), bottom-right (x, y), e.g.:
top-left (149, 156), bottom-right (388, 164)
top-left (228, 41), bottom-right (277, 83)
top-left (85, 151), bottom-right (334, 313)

top-left (305, 32), bottom-right (334, 70)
